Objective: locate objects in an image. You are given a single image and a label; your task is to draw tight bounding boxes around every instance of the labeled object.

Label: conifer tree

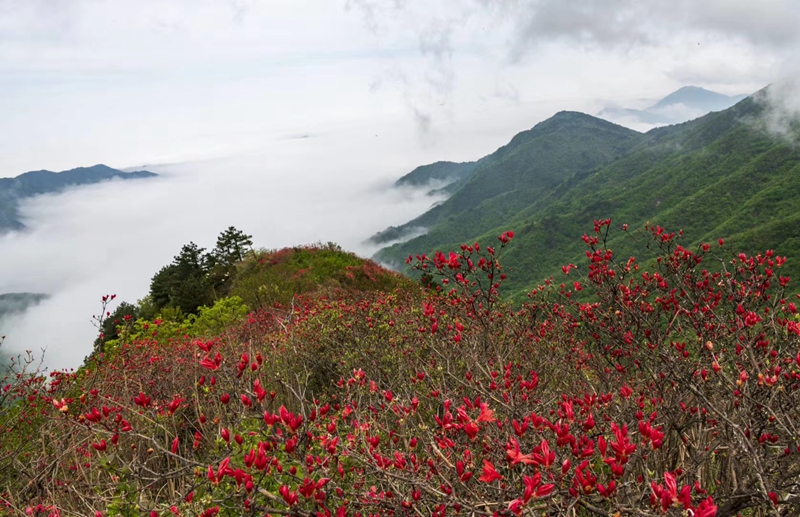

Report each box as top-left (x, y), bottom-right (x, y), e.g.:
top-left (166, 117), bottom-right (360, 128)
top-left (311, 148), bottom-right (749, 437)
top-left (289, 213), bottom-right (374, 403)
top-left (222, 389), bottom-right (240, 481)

top-left (212, 226), bottom-right (253, 267)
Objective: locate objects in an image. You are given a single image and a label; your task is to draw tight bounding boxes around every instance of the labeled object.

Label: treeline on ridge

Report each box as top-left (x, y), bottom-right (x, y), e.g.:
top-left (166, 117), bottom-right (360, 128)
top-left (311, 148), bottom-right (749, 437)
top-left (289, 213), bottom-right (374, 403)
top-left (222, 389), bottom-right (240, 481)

top-left (95, 226), bottom-right (409, 355)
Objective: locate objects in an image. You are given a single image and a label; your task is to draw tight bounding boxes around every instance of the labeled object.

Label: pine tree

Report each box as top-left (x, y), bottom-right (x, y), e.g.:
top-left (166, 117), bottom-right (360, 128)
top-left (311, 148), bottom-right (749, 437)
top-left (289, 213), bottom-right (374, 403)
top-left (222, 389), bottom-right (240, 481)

top-left (148, 242), bottom-right (214, 315)
top-left (212, 226), bottom-right (253, 267)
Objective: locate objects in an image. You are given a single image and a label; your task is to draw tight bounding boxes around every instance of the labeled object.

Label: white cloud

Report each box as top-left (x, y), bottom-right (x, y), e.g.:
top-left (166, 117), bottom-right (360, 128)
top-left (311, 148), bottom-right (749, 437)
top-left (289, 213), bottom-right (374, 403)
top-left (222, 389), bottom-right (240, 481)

top-left (0, 0), bottom-right (794, 172)
top-left (472, 0), bottom-right (800, 56)
top-left (0, 124), bottom-right (445, 370)
top-left (0, 97), bottom-right (579, 371)
top-left (756, 75), bottom-right (800, 141)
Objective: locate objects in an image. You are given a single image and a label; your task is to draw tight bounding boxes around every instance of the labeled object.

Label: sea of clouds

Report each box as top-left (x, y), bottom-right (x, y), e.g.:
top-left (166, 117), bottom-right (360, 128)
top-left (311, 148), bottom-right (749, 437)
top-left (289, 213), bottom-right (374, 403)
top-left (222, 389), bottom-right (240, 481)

top-left (0, 125), bottom-right (455, 371)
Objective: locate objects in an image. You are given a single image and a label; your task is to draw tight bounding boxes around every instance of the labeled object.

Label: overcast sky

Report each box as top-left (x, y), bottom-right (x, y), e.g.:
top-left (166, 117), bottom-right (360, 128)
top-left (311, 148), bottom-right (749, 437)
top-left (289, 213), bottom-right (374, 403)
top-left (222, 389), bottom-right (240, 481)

top-left (1, 0), bottom-right (797, 174)
top-left (1, 0), bottom-right (799, 369)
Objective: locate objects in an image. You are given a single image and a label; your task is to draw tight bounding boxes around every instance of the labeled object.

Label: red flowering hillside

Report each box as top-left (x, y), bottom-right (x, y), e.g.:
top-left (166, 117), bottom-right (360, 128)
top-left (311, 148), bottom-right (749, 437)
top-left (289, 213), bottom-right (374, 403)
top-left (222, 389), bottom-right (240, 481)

top-left (2, 222), bottom-right (799, 517)
top-left (230, 243), bottom-right (413, 309)
top-left (95, 240), bottom-right (412, 353)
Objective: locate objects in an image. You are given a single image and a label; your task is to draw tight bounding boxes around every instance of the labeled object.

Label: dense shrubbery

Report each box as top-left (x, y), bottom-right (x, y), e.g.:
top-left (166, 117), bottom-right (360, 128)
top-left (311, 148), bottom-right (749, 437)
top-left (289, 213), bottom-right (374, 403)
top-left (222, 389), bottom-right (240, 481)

top-left (143, 227), bottom-right (254, 319)
top-left (230, 243), bottom-right (410, 310)
top-left (94, 228), bottom-right (407, 358)
top-left (1, 221), bottom-right (799, 516)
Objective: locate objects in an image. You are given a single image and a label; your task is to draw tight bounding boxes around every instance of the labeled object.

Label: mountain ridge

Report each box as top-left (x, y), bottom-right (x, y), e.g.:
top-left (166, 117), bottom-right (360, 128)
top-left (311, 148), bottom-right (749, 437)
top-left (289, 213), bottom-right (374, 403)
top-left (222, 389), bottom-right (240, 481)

top-left (394, 161), bottom-right (478, 190)
top-left (597, 85), bottom-right (750, 126)
top-left (0, 164), bottom-right (157, 232)
top-left (368, 111), bottom-right (641, 248)
top-left (648, 85), bottom-right (748, 111)
top-left (0, 293), bottom-right (48, 323)
top-left (373, 89), bottom-right (800, 298)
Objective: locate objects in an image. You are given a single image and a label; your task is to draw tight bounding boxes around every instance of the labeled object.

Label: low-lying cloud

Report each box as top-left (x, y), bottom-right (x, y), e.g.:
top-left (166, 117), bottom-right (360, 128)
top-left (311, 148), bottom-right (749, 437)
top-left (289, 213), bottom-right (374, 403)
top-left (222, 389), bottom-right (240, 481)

top-left (757, 76), bottom-right (800, 141)
top-left (0, 129), bottom-right (449, 372)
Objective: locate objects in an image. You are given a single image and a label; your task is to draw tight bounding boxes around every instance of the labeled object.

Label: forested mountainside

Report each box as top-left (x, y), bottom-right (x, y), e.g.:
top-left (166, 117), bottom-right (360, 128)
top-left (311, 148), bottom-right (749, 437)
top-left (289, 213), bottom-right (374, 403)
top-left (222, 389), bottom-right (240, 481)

top-left (374, 91), bottom-right (800, 300)
top-left (394, 161), bottom-right (478, 190)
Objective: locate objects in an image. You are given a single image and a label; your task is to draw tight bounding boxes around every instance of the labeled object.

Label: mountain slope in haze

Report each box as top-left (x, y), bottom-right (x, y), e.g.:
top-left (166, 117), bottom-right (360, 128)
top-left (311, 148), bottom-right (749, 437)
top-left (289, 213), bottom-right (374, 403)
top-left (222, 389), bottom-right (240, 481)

top-left (395, 161), bottom-right (479, 190)
top-left (0, 164), bottom-right (157, 232)
top-left (0, 293), bottom-right (48, 358)
top-left (375, 89), bottom-right (800, 299)
top-left (650, 85), bottom-right (749, 111)
top-left (598, 85), bottom-right (749, 126)
top-left (0, 293), bottom-right (48, 323)
top-left (369, 112), bottom-right (641, 248)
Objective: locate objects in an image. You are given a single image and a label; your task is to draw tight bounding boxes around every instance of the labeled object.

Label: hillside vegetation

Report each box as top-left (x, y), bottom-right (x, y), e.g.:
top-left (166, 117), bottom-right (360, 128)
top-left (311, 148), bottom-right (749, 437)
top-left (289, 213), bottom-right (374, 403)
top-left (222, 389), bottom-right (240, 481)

top-left (370, 112), bottom-right (640, 249)
top-left (2, 91), bottom-right (800, 517)
top-left (1, 222), bottom-right (799, 516)
top-left (94, 228), bottom-right (410, 355)
top-left (374, 91), bottom-right (800, 301)
top-left (394, 161), bottom-right (478, 190)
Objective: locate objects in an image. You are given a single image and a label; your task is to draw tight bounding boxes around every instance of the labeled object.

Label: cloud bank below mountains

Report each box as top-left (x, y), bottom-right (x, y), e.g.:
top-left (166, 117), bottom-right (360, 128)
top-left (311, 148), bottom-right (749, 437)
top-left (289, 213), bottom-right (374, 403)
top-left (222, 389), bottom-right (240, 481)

top-left (0, 127), bottom-right (451, 371)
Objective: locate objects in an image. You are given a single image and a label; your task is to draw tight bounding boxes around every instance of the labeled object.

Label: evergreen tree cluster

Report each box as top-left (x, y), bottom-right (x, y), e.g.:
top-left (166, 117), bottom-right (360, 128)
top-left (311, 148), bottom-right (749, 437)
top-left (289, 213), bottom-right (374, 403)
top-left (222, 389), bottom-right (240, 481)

top-left (146, 227), bottom-right (253, 318)
top-left (93, 227), bottom-right (252, 355)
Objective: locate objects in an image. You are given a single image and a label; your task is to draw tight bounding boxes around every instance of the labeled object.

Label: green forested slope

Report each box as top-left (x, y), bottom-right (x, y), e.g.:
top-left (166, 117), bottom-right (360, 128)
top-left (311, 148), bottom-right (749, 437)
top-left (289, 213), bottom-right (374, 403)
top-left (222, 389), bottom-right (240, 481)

top-left (370, 112), bottom-right (641, 248)
top-left (375, 94), bottom-right (800, 299)
top-left (394, 161), bottom-right (478, 188)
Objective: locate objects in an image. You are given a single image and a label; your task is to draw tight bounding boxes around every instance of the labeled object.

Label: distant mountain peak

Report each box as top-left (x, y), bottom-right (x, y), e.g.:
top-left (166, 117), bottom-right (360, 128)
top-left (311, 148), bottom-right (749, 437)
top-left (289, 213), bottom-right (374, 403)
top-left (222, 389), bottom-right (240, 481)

top-left (0, 164), bottom-right (157, 233)
top-left (671, 85), bottom-right (711, 93)
top-left (543, 110), bottom-right (635, 129)
top-left (648, 86), bottom-right (741, 111)
top-left (394, 161), bottom-right (478, 190)
top-left (370, 108), bottom-right (641, 248)
top-left (85, 164), bottom-right (117, 171)
top-left (551, 110), bottom-right (586, 117)
top-left (548, 110), bottom-right (608, 122)
top-left (597, 85), bottom-right (752, 127)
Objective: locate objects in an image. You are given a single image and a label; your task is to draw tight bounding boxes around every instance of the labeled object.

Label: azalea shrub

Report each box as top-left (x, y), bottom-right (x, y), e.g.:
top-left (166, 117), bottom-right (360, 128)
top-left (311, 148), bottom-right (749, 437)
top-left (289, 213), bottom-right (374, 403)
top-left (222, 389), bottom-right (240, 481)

top-left (230, 244), bottom-right (410, 309)
top-left (1, 221), bottom-right (799, 517)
